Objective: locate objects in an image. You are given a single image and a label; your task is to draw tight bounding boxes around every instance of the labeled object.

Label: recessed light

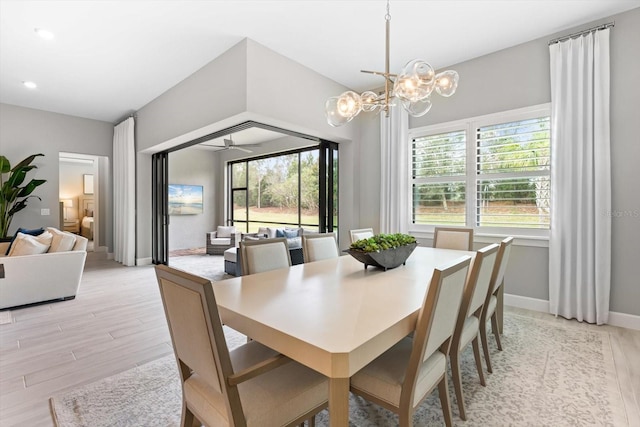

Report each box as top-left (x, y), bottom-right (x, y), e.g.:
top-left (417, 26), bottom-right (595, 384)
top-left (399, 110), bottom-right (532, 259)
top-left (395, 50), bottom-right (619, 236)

top-left (34, 28), bottom-right (54, 40)
top-left (23, 81), bottom-right (37, 89)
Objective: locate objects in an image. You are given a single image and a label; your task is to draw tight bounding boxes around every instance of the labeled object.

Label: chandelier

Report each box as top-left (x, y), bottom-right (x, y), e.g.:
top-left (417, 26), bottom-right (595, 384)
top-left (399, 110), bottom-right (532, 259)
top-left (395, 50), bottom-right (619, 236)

top-left (325, 0), bottom-right (459, 127)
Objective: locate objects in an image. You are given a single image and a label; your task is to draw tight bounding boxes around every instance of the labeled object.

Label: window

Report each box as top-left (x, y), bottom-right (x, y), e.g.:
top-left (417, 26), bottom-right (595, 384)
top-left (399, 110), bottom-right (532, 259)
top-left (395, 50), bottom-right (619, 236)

top-left (409, 104), bottom-right (551, 236)
top-left (228, 143), bottom-right (338, 233)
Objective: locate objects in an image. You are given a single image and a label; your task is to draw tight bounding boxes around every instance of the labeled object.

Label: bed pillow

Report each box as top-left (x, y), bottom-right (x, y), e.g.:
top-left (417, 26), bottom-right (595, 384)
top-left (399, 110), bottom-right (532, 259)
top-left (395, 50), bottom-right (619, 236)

top-left (8, 231), bottom-right (53, 257)
top-left (47, 227), bottom-right (77, 252)
top-left (5, 227), bottom-right (45, 255)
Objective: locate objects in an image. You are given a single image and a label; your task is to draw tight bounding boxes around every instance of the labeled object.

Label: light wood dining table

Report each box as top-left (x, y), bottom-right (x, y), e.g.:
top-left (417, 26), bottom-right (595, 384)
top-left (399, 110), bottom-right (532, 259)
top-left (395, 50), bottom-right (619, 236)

top-left (213, 246), bottom-right (474, 426)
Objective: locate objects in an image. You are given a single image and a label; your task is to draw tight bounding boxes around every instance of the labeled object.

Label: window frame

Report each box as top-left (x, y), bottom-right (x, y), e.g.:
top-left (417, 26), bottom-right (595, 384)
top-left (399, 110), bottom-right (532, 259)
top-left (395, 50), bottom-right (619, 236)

top-left (407, 103), bottom-right (551, 242)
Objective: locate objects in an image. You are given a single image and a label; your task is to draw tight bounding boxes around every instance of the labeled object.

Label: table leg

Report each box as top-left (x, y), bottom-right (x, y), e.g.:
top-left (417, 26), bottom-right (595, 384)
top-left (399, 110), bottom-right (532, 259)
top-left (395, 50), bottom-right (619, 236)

top-left (328, 377), bottom-right (349, 427)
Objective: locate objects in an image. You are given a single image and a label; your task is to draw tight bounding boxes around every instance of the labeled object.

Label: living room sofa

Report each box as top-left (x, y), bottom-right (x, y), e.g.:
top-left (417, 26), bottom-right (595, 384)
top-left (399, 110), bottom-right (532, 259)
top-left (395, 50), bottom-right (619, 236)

top-left (0, 228), bottom-right (88, 309)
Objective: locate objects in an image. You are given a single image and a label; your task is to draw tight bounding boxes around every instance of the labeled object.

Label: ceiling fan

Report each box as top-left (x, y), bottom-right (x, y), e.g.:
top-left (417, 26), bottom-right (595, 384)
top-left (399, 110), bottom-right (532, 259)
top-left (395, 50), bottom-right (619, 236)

top-left (207, 135), bottom-right (261, 153)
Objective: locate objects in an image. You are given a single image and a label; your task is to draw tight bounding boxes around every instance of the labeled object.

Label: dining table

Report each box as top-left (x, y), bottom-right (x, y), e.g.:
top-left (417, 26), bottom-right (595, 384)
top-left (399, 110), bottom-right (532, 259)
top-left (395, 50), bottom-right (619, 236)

top-left (213, 246), bottom-right (475, 426)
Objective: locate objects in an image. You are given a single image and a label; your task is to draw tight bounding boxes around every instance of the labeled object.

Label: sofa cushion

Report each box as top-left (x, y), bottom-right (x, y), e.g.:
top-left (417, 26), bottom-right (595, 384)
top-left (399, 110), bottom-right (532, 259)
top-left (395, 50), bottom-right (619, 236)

top-left (8, 231), bottom-right (53, 256)
top-left (47, 227), bottom-right (77, 252)
top-left (5, 227), bottom-right (45, 255)
top-left (216, 226), bottom-right (236, 238)
top-left (210, 238), bottom-right (231, 245)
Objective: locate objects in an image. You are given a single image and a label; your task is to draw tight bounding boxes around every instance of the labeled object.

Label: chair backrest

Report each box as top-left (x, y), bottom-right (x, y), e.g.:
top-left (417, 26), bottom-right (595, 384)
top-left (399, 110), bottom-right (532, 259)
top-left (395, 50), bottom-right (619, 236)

top-left (403, 256), bottom-right (471, 405)
top-left (451, 244), bottom-right (499, 338)
top-left (240, 237), bottom-right (291, 275)
top-left (155, 264), bottom-right (243, 425)
top-left (489, 236), bottom-right (514, 295)
top-left (302, 233), bottom-right (339, 262)
top-left (349, 228), bottom-right (374, 243)
top-left (433, 227), bottom-right (473, 251)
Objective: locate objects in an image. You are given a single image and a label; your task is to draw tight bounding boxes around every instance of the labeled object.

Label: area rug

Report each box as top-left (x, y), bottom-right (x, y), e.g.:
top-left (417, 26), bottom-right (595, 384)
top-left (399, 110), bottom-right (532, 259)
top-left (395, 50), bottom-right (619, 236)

top-left (50, 314), bottom-right (628, 426)
top-left (0, 310), bottom-right (12, 325)
top-left (168, 254), bottom-right (233, 282)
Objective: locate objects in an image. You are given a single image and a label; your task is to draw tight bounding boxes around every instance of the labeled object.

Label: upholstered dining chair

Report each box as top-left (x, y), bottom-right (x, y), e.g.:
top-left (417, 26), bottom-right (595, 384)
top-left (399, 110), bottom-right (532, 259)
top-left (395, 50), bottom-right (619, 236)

top-left (433, 227), bottom-right (474, 251)
top-left (239, 237), bottom-right (292, 275)
top-left (349, 227), bottom-right (374, 243)
top-left (349, 255), bottom-right (472, 427)
top-left (302, 233), bottom-right (339, 263)
top-left (155, 265), bottom-right (328, 427)
top-left (450, 243), bottom-right (499, 420)
top-left (480, 236), bottom-right (514, 373)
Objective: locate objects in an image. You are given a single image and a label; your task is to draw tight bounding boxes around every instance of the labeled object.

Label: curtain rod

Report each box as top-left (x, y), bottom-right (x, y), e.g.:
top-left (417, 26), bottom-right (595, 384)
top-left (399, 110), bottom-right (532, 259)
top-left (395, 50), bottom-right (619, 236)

top-left (549, 21), bottom-right (614, 45)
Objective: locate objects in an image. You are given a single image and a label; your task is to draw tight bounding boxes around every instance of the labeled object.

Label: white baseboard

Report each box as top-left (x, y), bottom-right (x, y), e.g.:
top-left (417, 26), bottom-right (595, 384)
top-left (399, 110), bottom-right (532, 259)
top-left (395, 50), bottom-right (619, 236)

top-left (504, 293), bottom-right (640, 330)
top-left (136, 257), bottom-right (153, 266)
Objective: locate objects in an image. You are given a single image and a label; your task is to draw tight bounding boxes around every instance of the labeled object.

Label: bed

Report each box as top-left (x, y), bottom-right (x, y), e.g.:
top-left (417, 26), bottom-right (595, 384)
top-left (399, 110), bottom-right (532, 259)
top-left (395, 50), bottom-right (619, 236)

top-left (80, 197), bottom-right (95, 240)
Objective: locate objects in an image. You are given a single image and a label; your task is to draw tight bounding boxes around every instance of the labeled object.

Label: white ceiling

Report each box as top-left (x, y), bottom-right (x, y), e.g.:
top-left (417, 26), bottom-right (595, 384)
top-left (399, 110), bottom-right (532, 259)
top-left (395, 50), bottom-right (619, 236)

top-left (1, 0), bottom-right (638, 123)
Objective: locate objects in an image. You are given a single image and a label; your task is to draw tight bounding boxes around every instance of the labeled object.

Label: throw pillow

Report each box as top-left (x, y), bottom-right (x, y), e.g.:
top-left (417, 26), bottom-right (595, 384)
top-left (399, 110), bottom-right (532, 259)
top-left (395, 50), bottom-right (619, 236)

top-left (257, 227), bottom-right (269, 238)
top-left (266, 227), bottom-right (279, 238)
top-left (283, 229), bottom-right (299, 239)
top-left (5, 227), bottom-right (45, 255)
top-left (216, 226), bottom-right (236, 238)
top-left (275, 229), bottom-right (285, 238)
top-left (8, 231), bottom-right (53, 256)
top-left (47, 227), bottom-right (77, 252)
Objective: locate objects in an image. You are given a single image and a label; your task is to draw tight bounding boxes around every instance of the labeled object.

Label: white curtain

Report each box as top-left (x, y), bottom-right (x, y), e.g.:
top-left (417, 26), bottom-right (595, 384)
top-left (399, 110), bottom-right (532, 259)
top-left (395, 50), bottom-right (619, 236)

top-left (549, 29), bottom-right (611, 325)
top-left (113, 117), bottom-right (136, 266)
top-left (380, 105), bottom-right (409, 234)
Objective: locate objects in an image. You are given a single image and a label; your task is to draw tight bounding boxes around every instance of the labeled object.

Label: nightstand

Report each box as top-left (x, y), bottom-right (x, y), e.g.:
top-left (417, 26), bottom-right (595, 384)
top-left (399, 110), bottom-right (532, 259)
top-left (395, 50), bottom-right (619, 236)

top-left (63, 219), bottom-right (80, 234)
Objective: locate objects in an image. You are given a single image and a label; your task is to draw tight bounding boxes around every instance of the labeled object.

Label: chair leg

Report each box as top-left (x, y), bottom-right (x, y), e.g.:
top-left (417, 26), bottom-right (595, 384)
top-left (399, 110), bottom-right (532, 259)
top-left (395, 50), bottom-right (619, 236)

top-left (471, 337), bottom-right (486, 387)
top-left (450, 350), bottom-right (466, 420)
top-left (491, 312), bottom-right (503, 351)
top-left (438, 376), bottom-right (454, 427)
top-left (182, 404), bottom-right (195, 427)
top-left (479, 317), bottom-right (493, 373)
top-left (398, 408), bottom-right (414, 427)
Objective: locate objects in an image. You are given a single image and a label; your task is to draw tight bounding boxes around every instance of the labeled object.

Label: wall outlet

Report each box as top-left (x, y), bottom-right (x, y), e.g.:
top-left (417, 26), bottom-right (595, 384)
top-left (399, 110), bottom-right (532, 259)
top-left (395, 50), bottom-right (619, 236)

top-left (41, 208), bottom-right (50, 216)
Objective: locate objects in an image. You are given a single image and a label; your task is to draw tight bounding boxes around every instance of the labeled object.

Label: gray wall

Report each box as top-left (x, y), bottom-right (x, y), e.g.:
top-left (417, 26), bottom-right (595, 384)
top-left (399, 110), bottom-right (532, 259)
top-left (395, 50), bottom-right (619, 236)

top-left (0, 104), bottom-right (113, 249)
top-left (167, 148), bottom-right (218, 251)
top-left (358, 8), bottom-right (640, 316)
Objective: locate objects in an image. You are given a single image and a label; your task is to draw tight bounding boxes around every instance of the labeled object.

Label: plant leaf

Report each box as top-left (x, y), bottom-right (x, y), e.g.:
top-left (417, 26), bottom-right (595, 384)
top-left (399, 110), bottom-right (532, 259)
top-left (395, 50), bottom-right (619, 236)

top-left (16, 179), bottom-right (47, 198)
top-left (0, 156), bottom-right (10, 174)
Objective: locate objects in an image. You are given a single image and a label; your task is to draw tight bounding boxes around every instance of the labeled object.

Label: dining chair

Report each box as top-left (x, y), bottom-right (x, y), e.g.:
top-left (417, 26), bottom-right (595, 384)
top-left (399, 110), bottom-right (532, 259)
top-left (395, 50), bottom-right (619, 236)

top-left (155, 265), bottom-right (328, 427)
top-left (480, 236), bottom-right (514, 373)
top-left (240, 237), bottom-right (292, 275)
top-left (450, 243), bottom-right (499, 420)
top-left (349, 227), bottom-right (374, 243)
top-left (302, 233), bottom-right (339, 263)
top-left (433, 227), bottom-right (474, 251)
top-left (349, 255), bottom-right (472, 427)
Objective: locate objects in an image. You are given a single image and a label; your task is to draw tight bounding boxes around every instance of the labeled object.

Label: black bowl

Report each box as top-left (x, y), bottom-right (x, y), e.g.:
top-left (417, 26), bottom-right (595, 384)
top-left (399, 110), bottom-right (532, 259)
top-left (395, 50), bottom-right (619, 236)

top-left (347, 242), bottom-right (418, 271)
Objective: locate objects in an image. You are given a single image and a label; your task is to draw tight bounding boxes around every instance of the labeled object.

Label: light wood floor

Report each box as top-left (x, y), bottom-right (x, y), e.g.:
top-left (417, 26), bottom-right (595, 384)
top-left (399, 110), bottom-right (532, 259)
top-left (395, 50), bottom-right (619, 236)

top-left (1, 253), bottom-right (639, 426)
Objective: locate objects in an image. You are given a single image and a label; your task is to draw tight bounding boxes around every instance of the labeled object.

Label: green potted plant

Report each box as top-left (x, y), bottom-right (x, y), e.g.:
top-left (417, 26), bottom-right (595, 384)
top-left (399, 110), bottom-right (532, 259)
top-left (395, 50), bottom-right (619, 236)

top-left (348, 233), bottom-right (418, 270)
top-left (0, 153), bottom-right (47, 239)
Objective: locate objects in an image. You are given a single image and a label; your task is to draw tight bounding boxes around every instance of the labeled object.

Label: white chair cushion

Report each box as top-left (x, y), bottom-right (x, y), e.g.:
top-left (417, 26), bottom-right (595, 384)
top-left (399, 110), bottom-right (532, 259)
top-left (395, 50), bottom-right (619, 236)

top-left (245, 243), bottom-right (289, 274)
top-left (486, 294), bottom-right (497, 318)
top-left (352, 231), bottom-right (373, 242)
top-left (350, 337), bottom-right (446, 408)
top-left (458, 316), bottom-right (480, 350)
top-left (223, 247), bottom-right (237, 262)
top-left (306, 237), bottom-right (338, 262)
top-left (8, 231), bottom-right (53, 256)
top-left (185, 340), bottom-right (328, 427)
top-left (210, 238), bottom-right (231, 245)
top-left (435, 230), bottom-right (470, 251)
top-left (47, 227), bottom-right (77, 252)
top-left (216, 226), bottom-right (236, 238)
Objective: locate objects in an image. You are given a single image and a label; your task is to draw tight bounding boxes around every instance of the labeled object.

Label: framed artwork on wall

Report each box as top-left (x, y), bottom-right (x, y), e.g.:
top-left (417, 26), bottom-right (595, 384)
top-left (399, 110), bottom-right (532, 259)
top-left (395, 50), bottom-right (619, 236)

top-left (83, 174), bottom-right (94, 195)
top-left (168, 184), bottom-right (203, 215)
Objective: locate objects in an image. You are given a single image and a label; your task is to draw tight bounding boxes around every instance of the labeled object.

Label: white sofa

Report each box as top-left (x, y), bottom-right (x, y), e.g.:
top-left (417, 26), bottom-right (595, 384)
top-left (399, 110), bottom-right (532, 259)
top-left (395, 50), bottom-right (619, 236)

top-left (0, 231), bottom-right (88, 309)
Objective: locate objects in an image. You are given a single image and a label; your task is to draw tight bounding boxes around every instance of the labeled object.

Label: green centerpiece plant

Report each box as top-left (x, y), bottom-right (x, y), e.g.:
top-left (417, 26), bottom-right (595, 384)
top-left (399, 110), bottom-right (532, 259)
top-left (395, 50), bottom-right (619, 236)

top-left (348, 233), bottom-right (418, 270)
top-left (0, 154), bottom-right (47, 239)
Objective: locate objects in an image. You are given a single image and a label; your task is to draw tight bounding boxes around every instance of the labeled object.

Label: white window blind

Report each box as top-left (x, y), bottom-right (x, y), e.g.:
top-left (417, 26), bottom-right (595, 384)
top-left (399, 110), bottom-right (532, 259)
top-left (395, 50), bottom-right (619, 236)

top-left (409, 104), bottom-right (551, 235)
top-left (476, 117), bottom-right (550, 229)
top-left (412, 130), bottom-right (466, 226)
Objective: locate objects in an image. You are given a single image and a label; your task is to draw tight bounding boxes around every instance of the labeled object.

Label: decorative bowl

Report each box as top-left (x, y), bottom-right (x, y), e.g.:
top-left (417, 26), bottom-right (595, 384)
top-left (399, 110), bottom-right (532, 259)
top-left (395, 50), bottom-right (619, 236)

top-left (347, 242), bottom-right (418, 271)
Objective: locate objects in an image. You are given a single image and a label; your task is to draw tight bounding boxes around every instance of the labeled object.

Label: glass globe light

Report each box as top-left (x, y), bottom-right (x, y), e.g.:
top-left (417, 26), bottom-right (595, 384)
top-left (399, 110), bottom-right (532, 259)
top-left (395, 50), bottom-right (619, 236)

top-left (325, 97), bottom-right (352, 127)
top-left (402, 97), bottom-right (433, 117)
top-left (394, 59), bottom-right (435, 102)
top-left (360, 91), bottom-right (379, 112)
top-left (435, 70), bottom-right (459, 97)
top-left (336, 91), bottom-right (362, 118)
